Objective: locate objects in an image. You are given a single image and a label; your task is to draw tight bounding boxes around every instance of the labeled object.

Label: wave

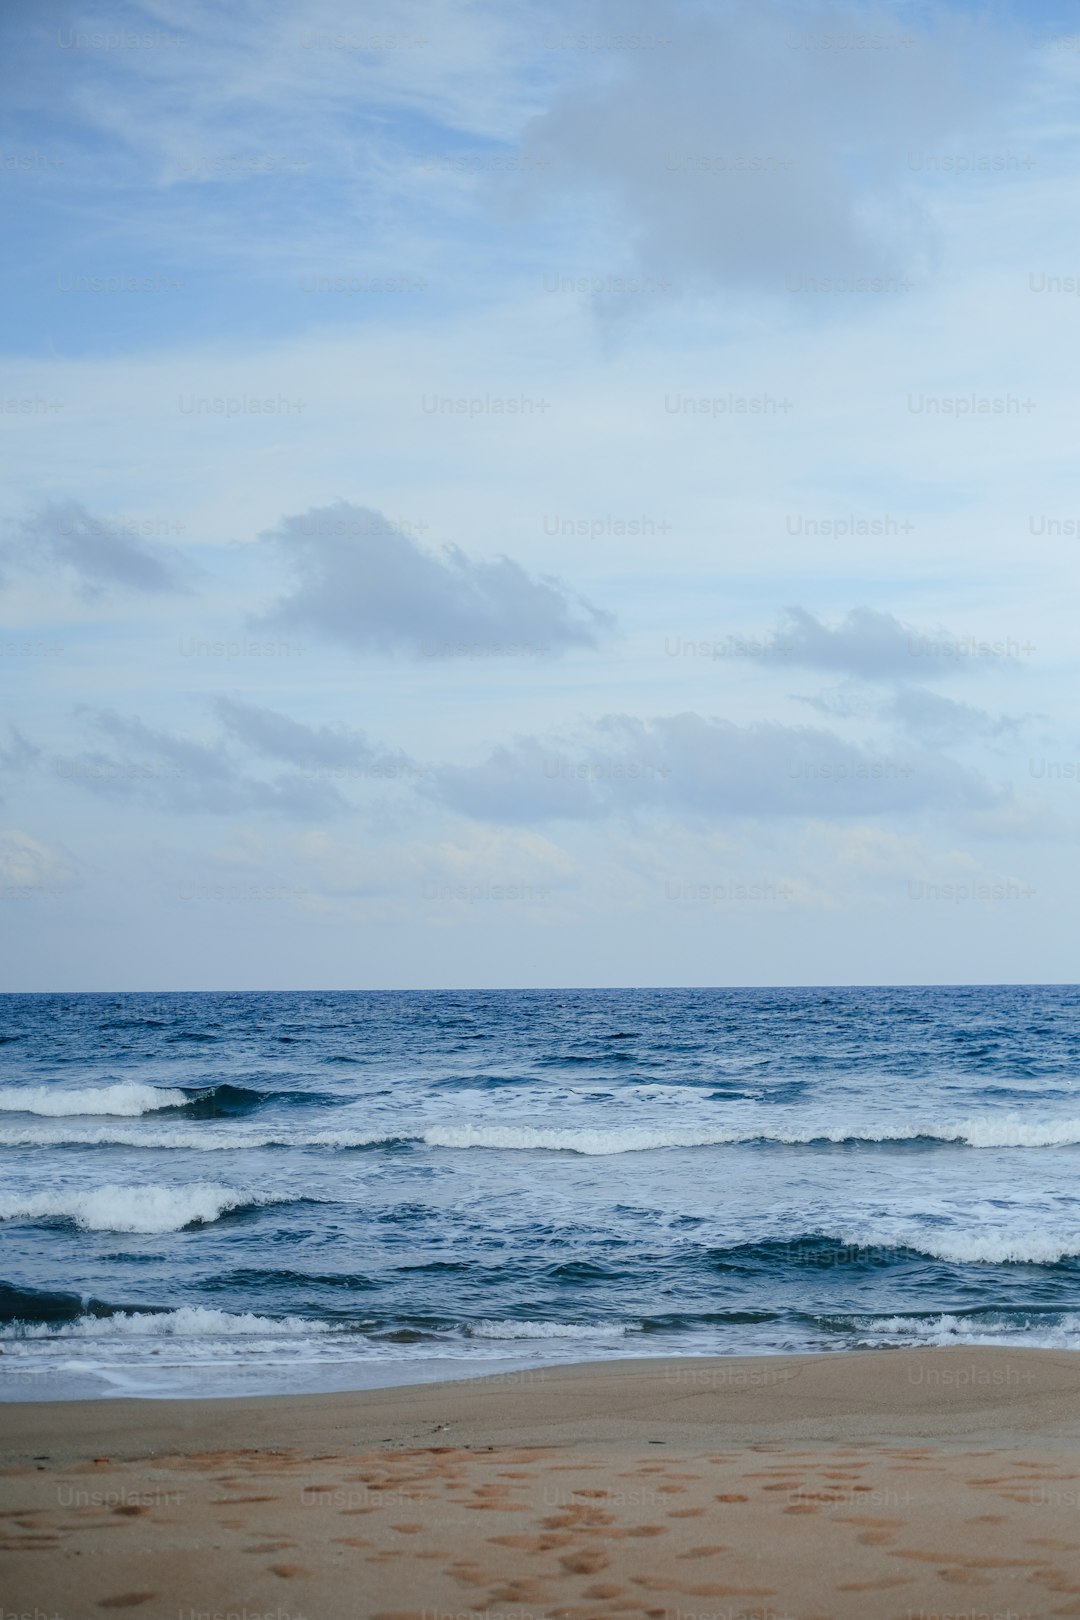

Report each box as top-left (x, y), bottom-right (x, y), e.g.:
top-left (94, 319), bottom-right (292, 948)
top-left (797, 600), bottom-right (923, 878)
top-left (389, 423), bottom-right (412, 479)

top-left (0, 1082), bottom-right (187, 1117)
top-left (421, 1118), bottom-right (1080, 1153)
top-left (0, 1123), bottom-right (399, 1150)
top-left (172, 1084), bottom-right (269, 1119)
top-left (468, 1320), bottom-right (636, 1339)
top-left (711, 1230), bottom-right (1080, 1269)
top-left (867, 1231), bottom-right (1080, 1265)
top-left (0, 1081), bottom-right (334, 1122)
top-left (424, 1124), bottom-right (747, 1153)
top-left (0, 1183), bottom-right (294, 1233)
top-left (849, 1312), bottom-right (1080, 1350)
top-left (172, 1083), bottom-right (346, 1118)
top-left (172, 1083), bottom-right (293, 1119)
top-left (99, 1016), bottom-right (171, 1031)
top-left (924, 1115), bottom-right (1080, 1149)
top-left (8, 1113), bottom-right (1080, 1154)
top-left (0, 1302), bottom-right (336, 1339)
top-left (0, 1281), bottom-right (122, 1327)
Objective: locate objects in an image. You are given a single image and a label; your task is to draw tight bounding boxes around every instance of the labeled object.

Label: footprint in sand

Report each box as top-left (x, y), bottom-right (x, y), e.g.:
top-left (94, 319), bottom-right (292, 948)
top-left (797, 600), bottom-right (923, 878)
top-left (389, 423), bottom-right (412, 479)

top-left (559, 1548), bottom-right (611, 1573)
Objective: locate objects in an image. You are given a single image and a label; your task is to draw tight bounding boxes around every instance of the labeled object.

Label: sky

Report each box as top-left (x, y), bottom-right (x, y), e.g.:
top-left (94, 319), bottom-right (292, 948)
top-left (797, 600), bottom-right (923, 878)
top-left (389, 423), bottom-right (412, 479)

top-left (1, 0), bottom-right (1078, 991)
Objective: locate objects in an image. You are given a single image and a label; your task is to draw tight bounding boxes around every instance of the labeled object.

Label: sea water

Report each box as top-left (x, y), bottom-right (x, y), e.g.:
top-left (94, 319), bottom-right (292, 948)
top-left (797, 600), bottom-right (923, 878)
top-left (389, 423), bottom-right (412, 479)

top-left (1, 985), bottom-right (1078, 1399)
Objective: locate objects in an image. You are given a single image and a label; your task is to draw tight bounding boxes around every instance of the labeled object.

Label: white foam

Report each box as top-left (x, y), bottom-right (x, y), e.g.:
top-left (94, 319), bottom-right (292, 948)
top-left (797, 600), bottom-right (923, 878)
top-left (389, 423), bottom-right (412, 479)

top-left (424, 1119), bottom-right (1080, 1153)
top-left (0, 1124), bottom-right (395, 1150)
top-left (1, 1304), bottom-right (333, 1340)
top-left (422, 1123), bottom-right (743, 1154)
top-left (427, 1116), bottom-right (1080, 1153)
top-left (935, 1114), bottom-right (1080, 1149)
top-left (0, 1083), bottom-right (187, 1117)
top-left (0, 1183), bottom-right (286, 1233)
top-left (854, 1313), bottom-right (1080, 1350)
top-left (918, 1232), bottom-right (1080, 1265)
top-left (830, 1226), bottom-right (1080, 1266)
top-left (469, 1320), bottom-right (635, 1340)
top-left (7, 1113), bottom-right (1080, 1154)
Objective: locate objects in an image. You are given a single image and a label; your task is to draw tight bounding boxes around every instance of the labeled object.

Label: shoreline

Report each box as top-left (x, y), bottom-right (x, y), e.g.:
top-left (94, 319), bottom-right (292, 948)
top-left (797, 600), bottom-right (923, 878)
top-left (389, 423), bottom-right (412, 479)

top-left (7, 1348), bottom-right (1080, 1618)
top-left (7, 1337), bottom-right (1080, 1406)
top-left (7, 1347), bottom-right (1080, 1460)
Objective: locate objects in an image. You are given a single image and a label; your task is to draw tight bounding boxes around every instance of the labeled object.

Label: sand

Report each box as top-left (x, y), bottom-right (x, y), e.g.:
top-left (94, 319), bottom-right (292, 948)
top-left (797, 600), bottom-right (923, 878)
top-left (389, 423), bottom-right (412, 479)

top-left (6, 1347), bottom-right (1080, 1619)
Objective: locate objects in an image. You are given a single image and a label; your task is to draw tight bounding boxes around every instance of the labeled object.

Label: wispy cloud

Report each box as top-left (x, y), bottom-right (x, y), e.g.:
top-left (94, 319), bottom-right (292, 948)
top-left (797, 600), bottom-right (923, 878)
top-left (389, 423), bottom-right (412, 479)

top-left (213, 695), bottom-right (414, 772)
top-left (52, 707), bottom-right (349, 818)
top-left (428, 710), bottom-right (1002, 823)
top-left (8, 501), bottom-right (190, 597)
top-left (761, 606), bottom-right (1031, 681)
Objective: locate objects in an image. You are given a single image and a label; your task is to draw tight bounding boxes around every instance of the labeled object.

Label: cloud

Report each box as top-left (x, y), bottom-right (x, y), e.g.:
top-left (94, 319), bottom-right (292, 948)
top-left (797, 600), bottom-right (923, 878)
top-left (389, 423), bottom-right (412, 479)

top-left (212, 695), bottom-right (414, 773)
top-left (428, 710), bottom-right (1002, 823)
top-left (294, 824), bottom-right (577, 917)
top-left (8, 501), bottom-right (190, 597)
top-left (0, 829), bottom-right (76, 893)
top-left (769, 605), bottom-right (929, 678)
top-left (764, 606), bottom-right (1029, 681)
top-left (0, 727), bottom-right (41, 774)
top-left (428, 735), bottom-right (606, 823)
top-left (797, 682), bottom-right (1033, 744)
top-left (52, 708), bottom-right (348, 819)
top-left (792, 683), bottom-right (878, 719)
top-left (516, 0), bottom-right (1019, 299)
top-left (885, 686), bottom-right (1031, 746)
top-left (252, 502), bottom-right (613, 657)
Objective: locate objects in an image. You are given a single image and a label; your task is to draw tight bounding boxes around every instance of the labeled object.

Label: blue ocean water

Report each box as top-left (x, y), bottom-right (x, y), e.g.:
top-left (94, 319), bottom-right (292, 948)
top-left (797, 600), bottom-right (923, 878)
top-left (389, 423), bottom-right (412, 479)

top-left (2, 985), bottom-right (1080, 1400)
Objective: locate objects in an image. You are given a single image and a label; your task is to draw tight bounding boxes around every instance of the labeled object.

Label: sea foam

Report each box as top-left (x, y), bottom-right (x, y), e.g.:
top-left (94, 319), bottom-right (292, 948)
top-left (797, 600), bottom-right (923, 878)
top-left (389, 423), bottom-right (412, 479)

top-left (0, 1303), bottom-right (333, 1339)
top-left (469, 1320), bottom-right (635, 1339)
top-left (0, 1183), bottom-right (288, 1233)
top-left (7, 1114), bottom-right (1080, 1153)
top-left (0, 1082), bottom-right (188, 1117)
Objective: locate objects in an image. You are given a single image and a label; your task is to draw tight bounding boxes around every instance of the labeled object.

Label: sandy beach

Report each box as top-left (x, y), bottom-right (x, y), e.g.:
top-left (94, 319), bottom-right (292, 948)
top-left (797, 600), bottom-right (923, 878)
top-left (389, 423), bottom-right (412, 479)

top-left (6, 1348), bottom-right (1080, 1619)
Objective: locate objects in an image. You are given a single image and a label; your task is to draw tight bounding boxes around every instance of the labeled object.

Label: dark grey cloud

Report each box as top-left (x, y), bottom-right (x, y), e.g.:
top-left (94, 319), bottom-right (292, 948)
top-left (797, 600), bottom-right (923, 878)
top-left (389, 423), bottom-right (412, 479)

top-left (428, 711), bottom-right (1001, 824)
top-left (517, 0), bottom-right (1017, 298)
top-left (212, 696), bottom-right (413, 772)
top-left (9, 501), bottom-right (190, 596)
top-left (253, 502), bottom-right (613, 657)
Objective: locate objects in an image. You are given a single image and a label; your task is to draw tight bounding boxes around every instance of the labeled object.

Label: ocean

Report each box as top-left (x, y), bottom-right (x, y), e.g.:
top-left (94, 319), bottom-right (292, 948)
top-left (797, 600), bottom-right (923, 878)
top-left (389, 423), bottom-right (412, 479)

top-left (1, 985), bottom-right (1079, 1400)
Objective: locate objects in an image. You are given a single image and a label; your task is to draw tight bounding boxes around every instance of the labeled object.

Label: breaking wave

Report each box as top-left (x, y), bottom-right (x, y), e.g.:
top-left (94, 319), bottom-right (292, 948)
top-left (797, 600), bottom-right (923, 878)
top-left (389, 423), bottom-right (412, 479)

top-left (0, 1183), bottom-right (295, 1233)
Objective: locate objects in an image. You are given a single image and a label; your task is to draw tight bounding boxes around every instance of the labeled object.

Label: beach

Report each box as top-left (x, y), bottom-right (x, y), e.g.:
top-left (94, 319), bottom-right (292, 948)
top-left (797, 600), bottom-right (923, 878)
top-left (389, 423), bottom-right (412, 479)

top-left (6, 997), bottom-right (1080, 1612)
top-left (6, 1347), bottom-right (1080, 1619)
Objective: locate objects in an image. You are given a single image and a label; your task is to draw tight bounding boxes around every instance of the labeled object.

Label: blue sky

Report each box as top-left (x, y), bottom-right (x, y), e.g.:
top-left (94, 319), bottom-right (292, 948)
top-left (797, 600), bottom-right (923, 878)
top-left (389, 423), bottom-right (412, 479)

top-left (2, 0), bottom-right (1079, 989)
